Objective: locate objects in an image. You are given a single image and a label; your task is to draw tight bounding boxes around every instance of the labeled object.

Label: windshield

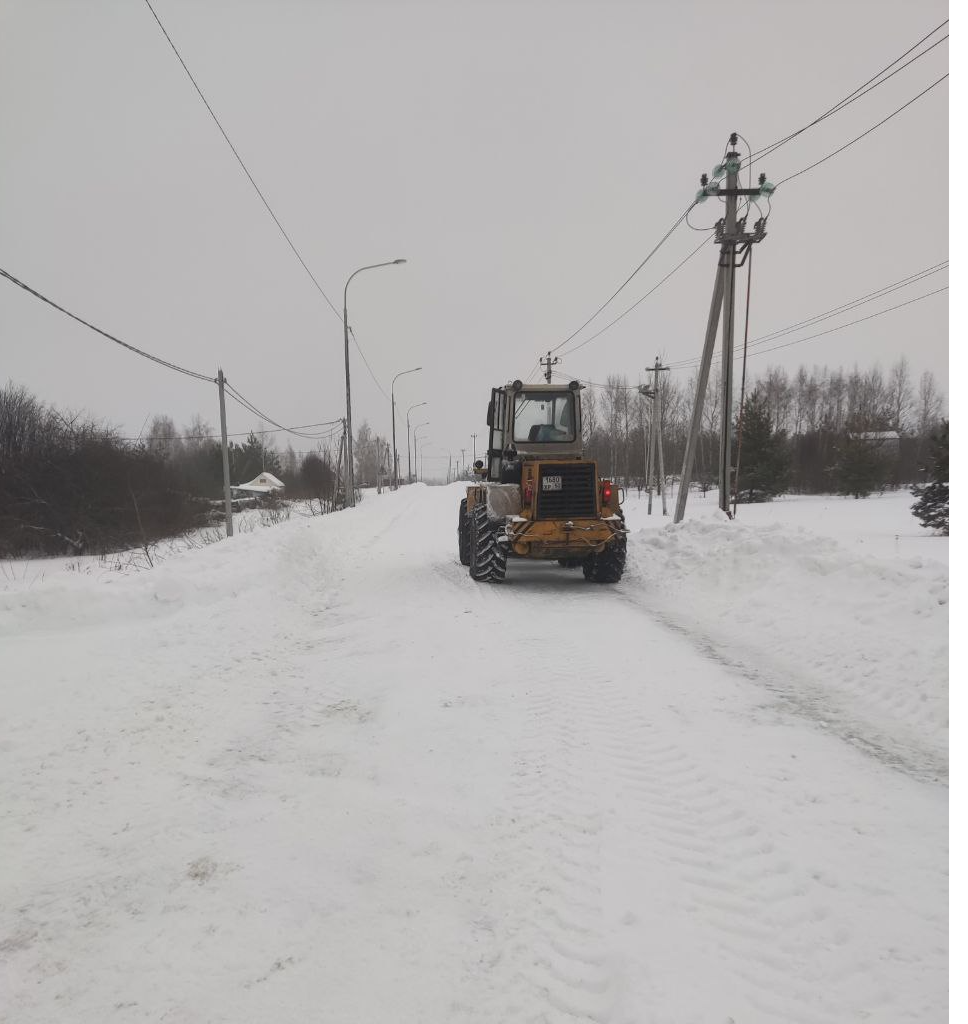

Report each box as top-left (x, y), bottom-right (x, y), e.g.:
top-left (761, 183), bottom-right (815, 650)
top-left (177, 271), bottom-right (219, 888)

top-left (513, 391), bottom-right (576, 443)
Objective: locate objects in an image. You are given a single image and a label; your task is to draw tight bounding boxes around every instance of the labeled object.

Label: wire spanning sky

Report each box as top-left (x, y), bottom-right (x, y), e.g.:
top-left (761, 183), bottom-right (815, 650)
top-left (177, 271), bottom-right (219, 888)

top-left (0, 0), bottom-right (949, 478)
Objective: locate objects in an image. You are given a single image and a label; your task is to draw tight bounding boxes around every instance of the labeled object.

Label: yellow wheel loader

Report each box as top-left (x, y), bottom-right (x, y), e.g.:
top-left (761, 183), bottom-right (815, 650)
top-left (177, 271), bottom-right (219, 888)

top-left (458, 380), bottom-right (627, 583)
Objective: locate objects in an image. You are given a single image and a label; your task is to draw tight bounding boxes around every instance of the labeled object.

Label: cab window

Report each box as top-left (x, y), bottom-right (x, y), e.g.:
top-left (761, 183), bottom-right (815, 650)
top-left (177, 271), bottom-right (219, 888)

top-left (512, 391), bottom-right (576, 443)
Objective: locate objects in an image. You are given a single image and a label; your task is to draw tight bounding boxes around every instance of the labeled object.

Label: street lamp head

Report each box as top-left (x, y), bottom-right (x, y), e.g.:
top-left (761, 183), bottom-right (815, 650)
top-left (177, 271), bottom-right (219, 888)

top-left (393, 259), bottom-right (407, 265)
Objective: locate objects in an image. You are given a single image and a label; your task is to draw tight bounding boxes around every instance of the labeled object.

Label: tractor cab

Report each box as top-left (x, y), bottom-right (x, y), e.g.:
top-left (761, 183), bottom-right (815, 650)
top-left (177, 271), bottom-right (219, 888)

top-left (485, 380), bottom-right (583, 481)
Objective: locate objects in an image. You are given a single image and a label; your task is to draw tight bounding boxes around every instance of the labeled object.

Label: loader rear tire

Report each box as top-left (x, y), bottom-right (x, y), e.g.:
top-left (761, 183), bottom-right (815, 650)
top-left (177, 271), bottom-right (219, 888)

top-left (583, 514), bottom-right (627, 583)
top-left (458, 498), bottom-right (471, 566)
top-left (469, 504), bottom-right (507, 583)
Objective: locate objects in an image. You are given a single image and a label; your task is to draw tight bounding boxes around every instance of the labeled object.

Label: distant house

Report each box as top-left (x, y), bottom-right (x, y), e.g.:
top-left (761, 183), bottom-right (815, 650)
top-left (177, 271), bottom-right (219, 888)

top-left (232, 472), bottom-right (285, 496)
top-left (850, 431), bottom-right (901, 451)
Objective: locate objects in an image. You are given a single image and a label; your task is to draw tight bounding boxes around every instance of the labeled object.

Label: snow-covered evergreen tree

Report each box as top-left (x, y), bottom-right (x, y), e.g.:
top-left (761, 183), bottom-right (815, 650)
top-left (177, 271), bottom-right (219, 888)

top-left (734, 391), bottom-right (789, 502)
top-left (911, 420), bottom-right (948, 535)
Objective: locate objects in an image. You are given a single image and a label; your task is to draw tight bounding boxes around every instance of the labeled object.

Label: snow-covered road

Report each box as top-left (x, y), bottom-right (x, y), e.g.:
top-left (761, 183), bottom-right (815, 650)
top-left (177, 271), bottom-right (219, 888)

top-left (2, 485), bottom-right (948, 1022)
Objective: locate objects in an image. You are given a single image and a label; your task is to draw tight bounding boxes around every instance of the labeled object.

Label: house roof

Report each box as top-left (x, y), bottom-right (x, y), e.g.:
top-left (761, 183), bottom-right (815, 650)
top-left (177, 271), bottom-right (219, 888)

top-left (236, 472), bottom-right (285, 493)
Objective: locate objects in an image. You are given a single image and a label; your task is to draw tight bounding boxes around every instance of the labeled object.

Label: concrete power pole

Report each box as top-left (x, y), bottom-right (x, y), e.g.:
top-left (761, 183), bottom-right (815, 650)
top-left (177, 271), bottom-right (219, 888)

top-left (639, 359), bottom-right (669, 515)
top-left (334, 420), bottom-right (346, 509)
top-left (540, 351), bottom-right (560, 383)
top-left (639, 383), bottom-right (656, 513)
top-left (653, 359), bottom-right (669, 515)
top-left (674, 134), bottom-right (771, 523)
top-left (217, 368), bottom-right (234, 538)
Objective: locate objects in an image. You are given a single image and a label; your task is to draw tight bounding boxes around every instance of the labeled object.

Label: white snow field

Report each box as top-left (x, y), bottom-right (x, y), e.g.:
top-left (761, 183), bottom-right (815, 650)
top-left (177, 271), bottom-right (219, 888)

top-left (1, 486), bottom-right (948, 1023)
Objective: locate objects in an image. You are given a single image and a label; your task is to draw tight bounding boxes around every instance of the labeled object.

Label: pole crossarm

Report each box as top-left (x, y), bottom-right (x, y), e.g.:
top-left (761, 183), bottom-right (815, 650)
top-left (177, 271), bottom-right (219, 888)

top-left (714, 215), bottom-right (768, 248)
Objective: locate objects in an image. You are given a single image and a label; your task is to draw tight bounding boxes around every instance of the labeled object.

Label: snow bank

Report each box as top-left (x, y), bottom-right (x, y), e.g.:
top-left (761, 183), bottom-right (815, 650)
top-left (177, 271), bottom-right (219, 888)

top-left (0, 514), bottom-right (326, 638)
top-left (628, 514), bottom-right (948, 774)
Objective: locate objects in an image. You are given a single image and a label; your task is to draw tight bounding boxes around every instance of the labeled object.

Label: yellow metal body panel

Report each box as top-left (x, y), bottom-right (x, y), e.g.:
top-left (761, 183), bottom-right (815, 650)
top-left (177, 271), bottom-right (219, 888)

top-left (466, 459), bottom-right (623, 561)
top-left (506, 517), bottom-right (621, 558)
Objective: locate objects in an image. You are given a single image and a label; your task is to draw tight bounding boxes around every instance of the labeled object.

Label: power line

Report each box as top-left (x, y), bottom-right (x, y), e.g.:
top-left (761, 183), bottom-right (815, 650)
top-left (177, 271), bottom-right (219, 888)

top-left (0, 266), bottom-right (214, 382)
top-left (668, 261), bottom-right (948, 368)
top-left (668, 284), bottom-right (947, 370)
top-left (141, 0), bottom-right (342, 322)
top-left (557, 234), bottom-right (712, 358)
top-left (348, 326), bottom-right (390, 400)
top-left (741, 287), bottom-right (947, 360)
top-left (667, 262), bottom-right (948, 368)
top-left (120, 419), bottom-right (343, 443)
top-left (559, 201), bottom-right (769, 361)
top-left (749, 20), bottom-right (948, 164)
top-left (223, 383), bottom-right (341, 439)
top-left (144, 0), bottom-right (395, 412)
top-left (742, 262), bottom-right (947, 350)
top-left (551, 370), bottom-right (640, 391)
top-left (548, 201), bottom-right (697, 355)
top-left (775, 74), bottom-right (948, 188)
top-left (523, 359), bottom-right (543, 384)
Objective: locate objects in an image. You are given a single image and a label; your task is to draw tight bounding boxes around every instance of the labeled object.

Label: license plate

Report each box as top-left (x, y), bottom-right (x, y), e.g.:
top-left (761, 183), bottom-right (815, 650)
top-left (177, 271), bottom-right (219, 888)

top-left (542, 475), bottom-right (562, 491)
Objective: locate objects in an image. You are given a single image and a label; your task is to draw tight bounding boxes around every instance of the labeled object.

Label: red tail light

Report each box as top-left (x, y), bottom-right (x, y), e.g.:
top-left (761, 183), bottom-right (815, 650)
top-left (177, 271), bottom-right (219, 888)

top-left (602, 481), bottom-right (613, 502)
top-left (524, 480), bottom-right (534, 503)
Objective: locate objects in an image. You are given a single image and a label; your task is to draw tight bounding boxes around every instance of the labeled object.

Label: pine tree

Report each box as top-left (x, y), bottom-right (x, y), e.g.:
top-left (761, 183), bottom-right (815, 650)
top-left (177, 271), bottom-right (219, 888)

top-left (831, 433), bottom-right (888, 499)
top-left (911, 420), bottom-right (948, 534)
top-left (230, 431), bottom-right (281, 483)
top-left (734, 391), bottom-right (789, 502)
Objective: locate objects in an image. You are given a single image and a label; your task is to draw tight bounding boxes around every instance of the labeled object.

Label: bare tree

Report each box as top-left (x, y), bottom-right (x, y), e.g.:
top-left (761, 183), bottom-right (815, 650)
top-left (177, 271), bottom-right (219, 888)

top-left (146, 414), bottom-right (182, 461)
top-left (917, 370), bottom-right (944, 439)
top-left (886, 357), bottom-right (914, 433)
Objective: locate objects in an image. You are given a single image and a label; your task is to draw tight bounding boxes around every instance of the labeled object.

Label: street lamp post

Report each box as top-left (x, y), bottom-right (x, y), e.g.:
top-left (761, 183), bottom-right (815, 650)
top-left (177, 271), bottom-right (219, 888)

top-left (391, 367), bottom-right (421, 490)
top-left (412, 422), bottom-right (429, 482)
top-left (418, 440), bottom-right (432, 482)
top-left (343, 258), bottom-right (407, 507)
top-left (406, 403), bottom-right (427, 483)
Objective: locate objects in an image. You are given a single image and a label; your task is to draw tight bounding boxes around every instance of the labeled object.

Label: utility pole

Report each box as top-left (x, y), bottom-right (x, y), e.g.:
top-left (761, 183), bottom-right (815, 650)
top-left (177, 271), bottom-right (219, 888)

top-left (675, 134), bottom-right (771, 523)
top-left (471, 433), bottom-right (478, 464)
top-left (334, 419), bottom-right (346, 509)
top-left (540, 351), bottom-right (560, 383)
top-left (217, 368), bottom-right (234, 538)
top-left (638, 382), bottom-right (655, 513)
top-left (460, 448), bottom-right (466, 478)
top-left (649, 386), bottom-right (660, 513)
top-left (656, 376), bottom-right (667, 516)
top-left (652, 359), bottom-right (670, 515)
top-left (638, 359), bottom-right (669, 515)
top-left (718, 163), bottom-right (739, 515)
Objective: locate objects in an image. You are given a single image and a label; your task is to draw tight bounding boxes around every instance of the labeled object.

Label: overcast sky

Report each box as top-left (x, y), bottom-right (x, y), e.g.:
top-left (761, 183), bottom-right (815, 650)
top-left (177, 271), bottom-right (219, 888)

top-left (1, 0), bottom-right (948, 478)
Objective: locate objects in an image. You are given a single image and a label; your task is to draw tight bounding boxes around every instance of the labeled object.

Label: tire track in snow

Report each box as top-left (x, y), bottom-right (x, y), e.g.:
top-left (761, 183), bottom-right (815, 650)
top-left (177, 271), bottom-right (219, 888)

top-left (639, 604), bottom-right (946, 786)
top-left (465, 601), bottom-right (885, 1024)
top-left (552, 646), bottom-right (899, 1024)
top-left (617, 544), bottom-right (947, 786)
top-left (488, 675), bottom-right (618, 1023)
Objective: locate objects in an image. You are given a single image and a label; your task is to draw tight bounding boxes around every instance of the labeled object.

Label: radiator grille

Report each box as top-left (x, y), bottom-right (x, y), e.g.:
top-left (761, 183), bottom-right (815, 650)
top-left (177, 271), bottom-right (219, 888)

top-left (535, 463), bottom-right (597, 520)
